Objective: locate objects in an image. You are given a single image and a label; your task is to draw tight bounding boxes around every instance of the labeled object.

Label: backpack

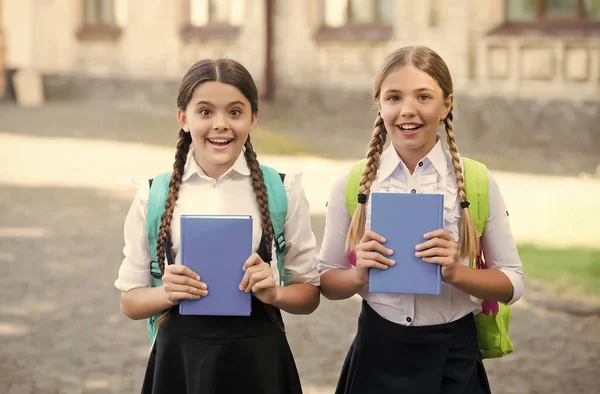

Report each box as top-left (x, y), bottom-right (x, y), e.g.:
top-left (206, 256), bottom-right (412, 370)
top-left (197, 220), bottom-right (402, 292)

top-left (144, 165), bottom-right (289, 347)
top-left (344, 157), bottom-right (514, 359)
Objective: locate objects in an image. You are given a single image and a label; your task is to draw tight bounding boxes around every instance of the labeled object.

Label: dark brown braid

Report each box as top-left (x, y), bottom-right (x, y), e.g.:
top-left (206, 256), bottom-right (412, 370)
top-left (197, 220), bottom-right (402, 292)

top-left (243, 136), bottom-right (274, 254)
top-left (155, 129), bottom-right (191, 329)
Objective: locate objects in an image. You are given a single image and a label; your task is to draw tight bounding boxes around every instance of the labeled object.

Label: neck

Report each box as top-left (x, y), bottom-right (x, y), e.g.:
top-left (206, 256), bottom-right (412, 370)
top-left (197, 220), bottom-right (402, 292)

top-left (193, 152), bottom-right (237, 181)
top-left (393, 138), bottom-right (437, 174)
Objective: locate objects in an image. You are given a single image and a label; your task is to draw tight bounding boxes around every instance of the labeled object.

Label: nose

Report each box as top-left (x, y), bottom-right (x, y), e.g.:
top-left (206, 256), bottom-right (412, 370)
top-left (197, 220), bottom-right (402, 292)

top-left (212, 113), bottom-right (230, 131)
top-left (399, 98), bottom-right (417, 118)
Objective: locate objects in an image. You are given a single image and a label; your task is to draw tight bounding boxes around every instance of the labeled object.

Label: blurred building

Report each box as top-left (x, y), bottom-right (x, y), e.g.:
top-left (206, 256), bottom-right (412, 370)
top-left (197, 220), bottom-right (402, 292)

top-left (1, 0), bottom-right (599, 157)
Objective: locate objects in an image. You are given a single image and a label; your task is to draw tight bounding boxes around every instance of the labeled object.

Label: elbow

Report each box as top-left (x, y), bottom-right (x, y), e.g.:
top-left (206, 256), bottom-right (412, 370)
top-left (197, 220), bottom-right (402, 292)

top-left (120, 292), bottom-right (143, 320)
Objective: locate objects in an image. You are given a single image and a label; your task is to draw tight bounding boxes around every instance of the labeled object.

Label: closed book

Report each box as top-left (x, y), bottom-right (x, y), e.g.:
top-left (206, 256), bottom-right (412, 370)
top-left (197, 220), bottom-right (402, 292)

top-left (179, 215), bottom-right (253, 316)
top-left (369, 192), bottom-right (444, 295)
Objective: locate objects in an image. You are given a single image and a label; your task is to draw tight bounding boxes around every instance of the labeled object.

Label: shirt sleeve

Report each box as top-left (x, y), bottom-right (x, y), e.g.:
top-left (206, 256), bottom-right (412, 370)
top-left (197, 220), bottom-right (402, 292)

top-left (114, 178), bottom-right (153, 292)
top-left (481, 170), bottom-right (525, 305)
top-left (280, 173), bottom-right (320, 286)
top-left (317, 172), bottom-right (353, 273)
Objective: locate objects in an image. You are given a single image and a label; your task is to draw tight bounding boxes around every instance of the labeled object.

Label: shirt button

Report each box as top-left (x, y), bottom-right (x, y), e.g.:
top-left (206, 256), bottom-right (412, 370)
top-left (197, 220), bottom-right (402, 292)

top-left (411, 189), bottom-right (416, 194)
top-left (418, 161), bottom-right (423, 167)
top-left (212, 183), bottom-right (217, 188)
top-left (406, 317), bottom-right (412, 323)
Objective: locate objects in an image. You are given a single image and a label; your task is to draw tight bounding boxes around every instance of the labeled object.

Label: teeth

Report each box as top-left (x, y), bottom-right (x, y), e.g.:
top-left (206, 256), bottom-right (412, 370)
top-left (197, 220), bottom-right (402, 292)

top-left (400, 125), bottom-right (420, 130)
top-left (209, 139), bottom-right (231, 143)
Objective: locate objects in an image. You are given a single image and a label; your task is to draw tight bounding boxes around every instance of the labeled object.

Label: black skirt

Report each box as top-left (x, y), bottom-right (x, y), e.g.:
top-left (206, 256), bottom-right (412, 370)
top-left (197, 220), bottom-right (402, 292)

top-left (336, 301), bottom-right (491, 394)
top-left (142, 297), bottom-right (302, 394)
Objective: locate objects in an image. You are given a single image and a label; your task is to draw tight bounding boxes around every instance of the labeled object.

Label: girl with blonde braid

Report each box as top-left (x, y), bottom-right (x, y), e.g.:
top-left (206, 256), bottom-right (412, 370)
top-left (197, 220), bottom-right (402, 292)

top-left (318, 46), bottom-right (524, 394)
top-left (115, 59), bottom-right (320, 394)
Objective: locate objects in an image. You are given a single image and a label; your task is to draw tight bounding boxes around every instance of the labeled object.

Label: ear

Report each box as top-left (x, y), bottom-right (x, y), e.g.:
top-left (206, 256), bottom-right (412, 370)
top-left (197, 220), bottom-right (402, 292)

top-left (249, 112), bottom-right (259, 132)
top-left (177, 109), bottom-right (188, 132)
top-left (442, 94), bottom-right (454, 121)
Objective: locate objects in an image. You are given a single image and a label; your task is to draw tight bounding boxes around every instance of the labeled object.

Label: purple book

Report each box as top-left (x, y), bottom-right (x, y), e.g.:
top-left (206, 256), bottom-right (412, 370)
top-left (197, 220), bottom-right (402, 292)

top-left (179, 215), bottom-right (253, 316)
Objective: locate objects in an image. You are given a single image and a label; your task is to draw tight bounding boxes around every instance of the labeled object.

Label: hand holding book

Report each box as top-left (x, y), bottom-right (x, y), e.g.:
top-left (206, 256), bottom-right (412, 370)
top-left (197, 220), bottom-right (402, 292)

top-left (415, 228), bottom-right (460, 283)
top-left (239, 253), bottom-right (280, 305)
top-left (162, 264), bottom-right (208, 305)
top-left (353, 230), bottom-right (396, 286)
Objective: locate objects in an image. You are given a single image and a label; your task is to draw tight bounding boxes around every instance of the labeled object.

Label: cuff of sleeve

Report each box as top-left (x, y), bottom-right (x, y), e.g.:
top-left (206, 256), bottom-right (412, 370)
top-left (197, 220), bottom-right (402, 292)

top-left (498, 268), bottom-right (524, 306)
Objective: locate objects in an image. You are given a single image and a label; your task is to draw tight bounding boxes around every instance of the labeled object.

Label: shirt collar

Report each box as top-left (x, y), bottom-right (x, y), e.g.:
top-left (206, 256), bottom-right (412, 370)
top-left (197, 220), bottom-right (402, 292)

top-left (182, 149), bottom-right (251, 182)
top-left (378, 137), bottom-right (449, 182)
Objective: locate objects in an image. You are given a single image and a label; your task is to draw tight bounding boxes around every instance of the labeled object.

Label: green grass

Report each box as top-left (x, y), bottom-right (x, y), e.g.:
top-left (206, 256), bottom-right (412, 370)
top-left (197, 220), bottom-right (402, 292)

top-left (518, 244), bottom-right (600, 302)
top-left (250, 128), bottom-right (316, 156)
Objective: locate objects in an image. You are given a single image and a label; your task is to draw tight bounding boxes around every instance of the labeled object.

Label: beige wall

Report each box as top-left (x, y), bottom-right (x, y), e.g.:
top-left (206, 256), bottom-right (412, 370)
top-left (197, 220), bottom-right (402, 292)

top-left (3, 0), bottom-right (266, 84)
top-left (2, 0), bottom-right (598, 102)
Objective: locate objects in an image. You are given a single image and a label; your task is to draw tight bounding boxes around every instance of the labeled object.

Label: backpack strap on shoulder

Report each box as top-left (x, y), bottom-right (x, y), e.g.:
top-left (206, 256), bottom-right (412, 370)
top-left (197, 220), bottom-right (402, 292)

top-left (146, 171), bottom-right (172, 284)
top-left (260, 165), bottom-right (288, 285)
top-left (345, 159), bottom-right (367, 217)
top-left (462, 158), bottom-right (489, 238)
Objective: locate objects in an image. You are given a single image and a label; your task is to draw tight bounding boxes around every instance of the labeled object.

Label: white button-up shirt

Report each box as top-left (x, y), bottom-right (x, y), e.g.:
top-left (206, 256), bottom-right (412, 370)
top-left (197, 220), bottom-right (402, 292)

top-left (115, 151), bottom-right (320, 292)
top-left (318, 140), bottom-right (524, 326)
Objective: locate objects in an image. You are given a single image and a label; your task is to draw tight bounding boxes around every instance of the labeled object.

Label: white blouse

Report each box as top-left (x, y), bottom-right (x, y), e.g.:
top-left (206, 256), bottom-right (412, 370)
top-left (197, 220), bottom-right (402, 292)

top-left (115, 151), bottom-right (320, 292)
top-left (318, 140), bottom-right (524, 326)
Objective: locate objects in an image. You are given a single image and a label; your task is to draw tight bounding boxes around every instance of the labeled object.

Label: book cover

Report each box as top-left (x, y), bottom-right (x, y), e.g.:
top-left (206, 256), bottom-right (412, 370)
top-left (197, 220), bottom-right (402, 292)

top-left (369, 192), bottom-right (444, 295)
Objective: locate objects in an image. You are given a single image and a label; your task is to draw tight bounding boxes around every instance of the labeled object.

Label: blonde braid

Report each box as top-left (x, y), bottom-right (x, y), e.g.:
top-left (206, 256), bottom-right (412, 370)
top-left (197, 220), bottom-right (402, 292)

top-left (346, 114), bottom-right (387, 251)
top-left (444, 115), bottom-right (478, 261)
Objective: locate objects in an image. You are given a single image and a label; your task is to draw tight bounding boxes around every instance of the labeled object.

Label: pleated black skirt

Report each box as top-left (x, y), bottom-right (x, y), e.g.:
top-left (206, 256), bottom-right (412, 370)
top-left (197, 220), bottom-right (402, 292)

top-left (141, 298), bottom-right (302, 394)
top-left (336, 300), bottom-right (491, 394)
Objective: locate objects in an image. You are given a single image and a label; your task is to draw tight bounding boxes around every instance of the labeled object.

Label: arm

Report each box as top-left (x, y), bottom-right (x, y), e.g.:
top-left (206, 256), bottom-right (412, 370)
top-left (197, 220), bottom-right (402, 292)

top-left (116, 182), bottom-right (206, 320)
top-left (270, 283), bottom-right (320, 315)
top-left (120, 286), bottom-right (174, 320)
top-left (416, 171), bottom-right (524, 304)
top-left (320, 267), bottom-right (366, 300)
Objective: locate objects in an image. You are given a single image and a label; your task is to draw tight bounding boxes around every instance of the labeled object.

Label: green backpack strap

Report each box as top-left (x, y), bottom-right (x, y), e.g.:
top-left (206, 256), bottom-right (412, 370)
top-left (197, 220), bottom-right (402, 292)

top-left (345, 159), bottom-right (367, 216)
top-left (145, 171), bottom-right (171, 346)
top-left (462, 158), bottom-right (489, 239)
top-left (260, 164), bottom-right (289, 286)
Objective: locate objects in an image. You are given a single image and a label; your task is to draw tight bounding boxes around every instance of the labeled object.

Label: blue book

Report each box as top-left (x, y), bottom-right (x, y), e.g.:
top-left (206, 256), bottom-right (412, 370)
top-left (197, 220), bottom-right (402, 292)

top-left (179, 215), bottom-right (253, 316)
top-left (369, 192), bottom-right (444, 295)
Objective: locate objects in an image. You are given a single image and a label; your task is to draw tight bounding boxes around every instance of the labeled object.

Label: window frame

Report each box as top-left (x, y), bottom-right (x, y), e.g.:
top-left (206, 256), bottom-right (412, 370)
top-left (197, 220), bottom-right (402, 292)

top-left (76, 0), bottom-right (122, 42)
top-left (315, 0), bottom-right (393, 42)
top-left (180, 0), bottom-right (241, 40)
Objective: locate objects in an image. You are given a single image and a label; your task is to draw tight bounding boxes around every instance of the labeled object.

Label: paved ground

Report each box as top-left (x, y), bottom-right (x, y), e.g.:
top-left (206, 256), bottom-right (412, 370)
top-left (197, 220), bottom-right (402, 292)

top-left (1, 101), bottom-right (599, 393)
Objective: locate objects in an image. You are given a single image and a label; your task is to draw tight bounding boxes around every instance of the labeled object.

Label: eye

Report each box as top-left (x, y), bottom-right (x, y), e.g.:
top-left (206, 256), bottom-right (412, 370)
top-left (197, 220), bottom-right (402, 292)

top-left (199, 109), bottom-right (211, 116)
top-left (418, 95), bottom-right (430, 101)
top-left (387, 95), bottom-right (400, 102)
top-left (230, 109), bottom-right (241, 117)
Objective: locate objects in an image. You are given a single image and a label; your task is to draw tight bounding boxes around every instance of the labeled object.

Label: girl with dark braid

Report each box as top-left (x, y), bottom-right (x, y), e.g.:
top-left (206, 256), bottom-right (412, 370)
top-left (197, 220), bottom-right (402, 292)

top-left (115, 59), bottom-right (320, 394)
top-left (318, 46), bottom-right (524, 393)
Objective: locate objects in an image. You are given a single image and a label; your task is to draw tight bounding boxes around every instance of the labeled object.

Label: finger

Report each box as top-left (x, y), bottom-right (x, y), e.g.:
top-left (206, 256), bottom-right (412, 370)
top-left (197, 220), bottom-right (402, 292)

top-left (167, 291), bottom-right (203, 302)
top-left (239, 264), bottom-right (266, 291)
top-left (165, 284), bottom-right (208, 296)
top-left (243, 253), bottom-right (263, 271)
top-left (415, 247), bottom-right (454, 258)
top-left (252, 278), bottom-right (275, 293)
top-left (421, 256), bottom-right (453, 265)
top-left (360, 230), bottom-right (386, 244)
top-left (356, 239), bottom-right (393, 256)
top-left (358, 251), bottom-right (395, 266)
top-left (167, 264), bottom-right (200, 281)
top-left (357, 259), bottom-right (391, 271)
top-left (167, 275), bottom-right (206, 289)
top-left (424, 229), bottom-right (453, 241)
top-left (245, 270), bottom-right (271, 293)
top-left (415, 237), bottom-right (454, 251)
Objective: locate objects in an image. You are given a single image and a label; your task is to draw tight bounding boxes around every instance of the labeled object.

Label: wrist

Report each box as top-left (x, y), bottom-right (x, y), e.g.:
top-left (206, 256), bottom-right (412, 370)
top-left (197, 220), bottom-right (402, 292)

top-left (447, 263), bottom-right (466, 286)
top-left (352, 268), bottom-right (369, 289)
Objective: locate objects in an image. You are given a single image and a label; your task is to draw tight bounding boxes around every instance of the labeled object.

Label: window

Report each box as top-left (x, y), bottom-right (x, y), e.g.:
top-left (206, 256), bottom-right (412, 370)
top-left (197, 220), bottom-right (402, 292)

top-left (507, 0), bottom-right (600, 23)
top-left (182, 0), bottom-right (243, 39)
top-left (77, 0), bottom-right (125, 41)
top-left (317, 0), bottom-right (394, 41)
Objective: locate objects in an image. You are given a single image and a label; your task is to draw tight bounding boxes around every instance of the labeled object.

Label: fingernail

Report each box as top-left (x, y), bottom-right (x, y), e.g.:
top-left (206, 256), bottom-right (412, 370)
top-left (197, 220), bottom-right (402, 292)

top-left (381, 237), bottom-right (387, 242)
top-left (239, 285), bottom-right (244, 290)
top-left (390, 260), bottom-right (395, 265)
top-left (196, 276), bottom-right (200, 281)
top-left (387, 249), bottom-right (393, 255)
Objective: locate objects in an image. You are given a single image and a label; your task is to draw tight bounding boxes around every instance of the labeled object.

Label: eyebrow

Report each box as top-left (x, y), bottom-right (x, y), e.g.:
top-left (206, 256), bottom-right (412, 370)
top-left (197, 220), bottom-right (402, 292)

top-left (383, 88), bottom-right (435, 94)
top-left (195, 100), bottom-right (247, 107)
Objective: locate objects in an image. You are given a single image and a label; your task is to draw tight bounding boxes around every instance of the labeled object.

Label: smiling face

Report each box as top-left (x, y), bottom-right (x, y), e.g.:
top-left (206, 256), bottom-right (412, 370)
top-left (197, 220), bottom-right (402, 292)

top-left (177, 81), bottom-right (257, 179)
top-left (377, 65), bottom-right (452, 168)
